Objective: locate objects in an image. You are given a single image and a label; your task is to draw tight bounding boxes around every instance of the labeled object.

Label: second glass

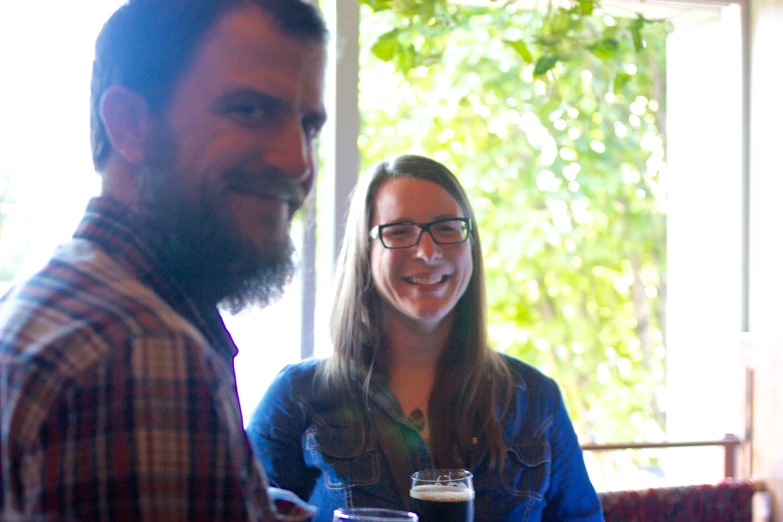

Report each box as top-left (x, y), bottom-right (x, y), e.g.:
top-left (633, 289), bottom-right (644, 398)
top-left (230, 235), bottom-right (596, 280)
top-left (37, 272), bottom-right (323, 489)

top-left (409, 469), bottom-right (475, 522)
top-left (332, 507), bottom-right (419, 521)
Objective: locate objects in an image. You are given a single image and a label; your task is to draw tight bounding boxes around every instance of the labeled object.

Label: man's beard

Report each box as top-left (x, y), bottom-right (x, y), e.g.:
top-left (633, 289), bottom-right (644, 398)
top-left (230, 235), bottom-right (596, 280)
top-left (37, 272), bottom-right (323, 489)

top-left (138, 132), bottom-right (297, 314)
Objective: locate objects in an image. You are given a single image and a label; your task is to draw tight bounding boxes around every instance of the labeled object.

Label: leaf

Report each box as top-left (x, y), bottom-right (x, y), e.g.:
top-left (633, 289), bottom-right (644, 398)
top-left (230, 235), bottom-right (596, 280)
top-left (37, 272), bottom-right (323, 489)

top-left (551, 8), bottom-right (573, 35)
top-left (396, 44), bottom-right (415, 72)
top-left (613, 72), bottom-right (632, 94)
top-left (504, 39), bottom-right (533, 63)
top-left (536, 36), bottom-right (559, 48)
top-left (577, 0), bottom-right (594, 16)
top-left (418, 0), bottom-right (436, 22)
top-left (399, 3), bottom-right (424, 18)
top-left (370, 29), bottom-right (399, 62)
top-left (533, 55), bottom-right (559, 76)
top-left (587, 38), bottom-right (619, 62)
top-left (357, 0), bottom-right (393, 12)
top-left (630, 16), bottom-right (645, 52)
top-left (603, 25), bottom-right (618, 40)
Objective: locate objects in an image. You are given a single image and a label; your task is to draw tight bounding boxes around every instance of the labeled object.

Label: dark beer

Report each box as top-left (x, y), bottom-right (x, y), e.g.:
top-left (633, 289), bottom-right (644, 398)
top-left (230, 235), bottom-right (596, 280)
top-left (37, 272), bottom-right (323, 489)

top-left (409, 484), bottom-right (474, 522)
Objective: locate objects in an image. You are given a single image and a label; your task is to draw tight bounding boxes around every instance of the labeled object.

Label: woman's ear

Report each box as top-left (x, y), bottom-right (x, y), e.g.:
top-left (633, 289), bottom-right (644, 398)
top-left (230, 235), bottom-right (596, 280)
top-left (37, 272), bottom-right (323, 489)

top-left (98, 85), bottom-right (150, 165)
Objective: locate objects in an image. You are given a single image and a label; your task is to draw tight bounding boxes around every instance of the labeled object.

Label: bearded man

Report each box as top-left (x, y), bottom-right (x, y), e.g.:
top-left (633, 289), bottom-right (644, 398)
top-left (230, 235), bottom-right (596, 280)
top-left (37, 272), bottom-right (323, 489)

top-left (0, 1), bottom-right (328, 520)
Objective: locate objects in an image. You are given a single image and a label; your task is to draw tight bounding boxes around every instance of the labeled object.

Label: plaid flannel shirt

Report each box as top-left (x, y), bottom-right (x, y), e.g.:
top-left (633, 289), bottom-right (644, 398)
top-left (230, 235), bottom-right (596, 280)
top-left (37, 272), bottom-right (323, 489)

top-left (0, 197), bottom-right (277, 521)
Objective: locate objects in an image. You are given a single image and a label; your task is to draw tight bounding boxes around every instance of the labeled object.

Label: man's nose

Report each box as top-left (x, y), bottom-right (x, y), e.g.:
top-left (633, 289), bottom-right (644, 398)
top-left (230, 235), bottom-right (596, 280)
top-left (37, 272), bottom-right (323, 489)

top-left (265, 119), bottom-right (314, 188)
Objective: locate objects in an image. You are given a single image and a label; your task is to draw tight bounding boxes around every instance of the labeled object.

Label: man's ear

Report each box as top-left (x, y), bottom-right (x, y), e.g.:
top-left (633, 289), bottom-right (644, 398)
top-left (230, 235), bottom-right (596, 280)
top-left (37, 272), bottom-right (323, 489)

top-left (99, 86), bottom-right (150, 165)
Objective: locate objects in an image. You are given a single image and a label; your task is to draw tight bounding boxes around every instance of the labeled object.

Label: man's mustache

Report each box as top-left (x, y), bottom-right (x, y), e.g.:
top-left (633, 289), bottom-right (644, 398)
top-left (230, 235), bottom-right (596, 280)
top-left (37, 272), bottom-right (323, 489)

top-left (224, 170), bottom-right (307, 209)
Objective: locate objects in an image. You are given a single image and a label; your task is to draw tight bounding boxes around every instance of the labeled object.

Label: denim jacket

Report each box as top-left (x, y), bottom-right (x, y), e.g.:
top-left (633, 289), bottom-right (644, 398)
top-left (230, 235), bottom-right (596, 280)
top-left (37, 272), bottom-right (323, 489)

top-left (247, 354), bottom-right (603, 522)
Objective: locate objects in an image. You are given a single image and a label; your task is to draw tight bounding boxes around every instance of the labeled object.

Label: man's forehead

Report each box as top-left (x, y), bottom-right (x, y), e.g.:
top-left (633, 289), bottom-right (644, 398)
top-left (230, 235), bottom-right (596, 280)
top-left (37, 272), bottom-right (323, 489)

top-left (202, 7), bottom-right (325, 70)
top-left (187, 7), bottom-right (326, 99)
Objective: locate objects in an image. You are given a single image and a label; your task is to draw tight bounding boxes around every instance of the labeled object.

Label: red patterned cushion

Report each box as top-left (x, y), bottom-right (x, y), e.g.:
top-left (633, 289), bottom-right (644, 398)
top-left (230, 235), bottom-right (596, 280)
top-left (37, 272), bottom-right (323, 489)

top-left (599, 478), bottom-right (763, 522)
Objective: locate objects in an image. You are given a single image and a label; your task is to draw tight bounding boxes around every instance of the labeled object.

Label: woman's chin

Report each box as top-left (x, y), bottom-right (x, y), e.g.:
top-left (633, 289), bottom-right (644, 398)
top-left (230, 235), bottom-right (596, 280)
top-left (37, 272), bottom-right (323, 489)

top-left (402, 306), bottom-right (454, 329)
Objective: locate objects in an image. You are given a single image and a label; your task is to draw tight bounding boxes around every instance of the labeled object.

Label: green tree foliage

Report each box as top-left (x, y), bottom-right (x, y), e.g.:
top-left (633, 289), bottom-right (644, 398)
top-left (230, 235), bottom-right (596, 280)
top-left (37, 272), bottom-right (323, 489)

top-left (357, 1), bottom-right (671, 457)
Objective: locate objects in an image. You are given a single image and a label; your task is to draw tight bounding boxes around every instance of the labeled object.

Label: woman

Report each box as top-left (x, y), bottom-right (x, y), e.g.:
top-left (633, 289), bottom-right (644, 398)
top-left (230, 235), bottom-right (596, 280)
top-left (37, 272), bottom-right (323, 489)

top-left (247, 155), bottom-right (602, 521)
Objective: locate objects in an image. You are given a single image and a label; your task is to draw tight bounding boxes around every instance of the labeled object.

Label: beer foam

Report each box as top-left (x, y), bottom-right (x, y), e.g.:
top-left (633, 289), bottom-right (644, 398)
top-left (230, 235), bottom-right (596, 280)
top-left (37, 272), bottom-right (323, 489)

top-left (410, 484), bottom-right (475, 502)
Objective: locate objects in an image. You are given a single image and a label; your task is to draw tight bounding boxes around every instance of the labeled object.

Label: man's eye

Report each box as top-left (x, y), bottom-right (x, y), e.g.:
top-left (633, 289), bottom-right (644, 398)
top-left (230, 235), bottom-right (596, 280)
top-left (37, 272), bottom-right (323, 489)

top-left (235, 105), bottom-right (263, 116)
top-left (305, 125), bottom-right (321, 141)
top-left (230, 104), bottom-right (271, 124)
top-left (303, 118), bottom-right (324, 141)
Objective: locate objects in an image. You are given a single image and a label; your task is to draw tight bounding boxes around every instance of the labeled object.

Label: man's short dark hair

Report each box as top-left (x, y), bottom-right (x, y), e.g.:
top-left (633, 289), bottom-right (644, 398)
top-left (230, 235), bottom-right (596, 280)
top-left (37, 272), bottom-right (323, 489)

top-left (89, 0), bottom-right (328, 172)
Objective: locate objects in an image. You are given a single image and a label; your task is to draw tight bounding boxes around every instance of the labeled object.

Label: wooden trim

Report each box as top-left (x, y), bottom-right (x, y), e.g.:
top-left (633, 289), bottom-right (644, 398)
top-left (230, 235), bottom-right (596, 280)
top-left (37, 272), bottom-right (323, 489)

top-left (581, 435), bottom-right (741, 452)
top-left (581, 434), bottom-right (742, 478)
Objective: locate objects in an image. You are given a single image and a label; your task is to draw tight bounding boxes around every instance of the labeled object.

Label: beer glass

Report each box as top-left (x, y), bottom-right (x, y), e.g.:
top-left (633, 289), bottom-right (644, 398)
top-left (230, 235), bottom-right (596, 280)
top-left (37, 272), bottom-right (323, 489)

top-left (332, 507), bottom-right (419, 521)
top-left (409, 469), bottom-right (475, 522)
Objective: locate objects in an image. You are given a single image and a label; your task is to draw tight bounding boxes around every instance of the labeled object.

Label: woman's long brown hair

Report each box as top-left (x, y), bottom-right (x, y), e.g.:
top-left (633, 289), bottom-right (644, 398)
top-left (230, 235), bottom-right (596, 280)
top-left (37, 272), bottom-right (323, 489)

top-left (317, 155), bottom-right (514, 470)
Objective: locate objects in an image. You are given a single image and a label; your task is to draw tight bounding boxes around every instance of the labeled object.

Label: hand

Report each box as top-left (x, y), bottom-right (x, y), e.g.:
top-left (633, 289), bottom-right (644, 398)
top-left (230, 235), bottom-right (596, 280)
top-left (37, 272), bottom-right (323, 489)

top-left (268, 487), bottom-right (318, 521)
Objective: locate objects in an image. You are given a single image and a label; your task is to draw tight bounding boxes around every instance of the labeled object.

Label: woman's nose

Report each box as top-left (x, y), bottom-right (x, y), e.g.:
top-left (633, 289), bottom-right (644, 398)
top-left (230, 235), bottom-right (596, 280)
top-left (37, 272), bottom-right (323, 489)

top-left (413, 230), bottom-right (443, 262)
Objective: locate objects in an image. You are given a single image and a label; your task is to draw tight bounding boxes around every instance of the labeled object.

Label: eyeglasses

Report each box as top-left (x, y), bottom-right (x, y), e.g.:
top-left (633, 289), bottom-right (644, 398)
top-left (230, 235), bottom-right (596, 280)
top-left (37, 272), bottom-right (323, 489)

top-left (369, 217), bottom-right (472, 249)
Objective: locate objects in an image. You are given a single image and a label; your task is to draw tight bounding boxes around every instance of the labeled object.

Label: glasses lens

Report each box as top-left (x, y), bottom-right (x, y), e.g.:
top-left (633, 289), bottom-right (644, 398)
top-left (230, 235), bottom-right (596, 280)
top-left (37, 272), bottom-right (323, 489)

top-left (380, 224), bottom-right (419, 248)
top-left (430, 219), bottom-right (469, 244)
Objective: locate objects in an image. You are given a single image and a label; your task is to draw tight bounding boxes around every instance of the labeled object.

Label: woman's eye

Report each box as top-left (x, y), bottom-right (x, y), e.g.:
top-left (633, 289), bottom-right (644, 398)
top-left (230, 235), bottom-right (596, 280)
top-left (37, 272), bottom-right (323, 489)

top-left (435, 225), bottom-right (458, 233)
top-left (383, 226), bottom-right (415, 238)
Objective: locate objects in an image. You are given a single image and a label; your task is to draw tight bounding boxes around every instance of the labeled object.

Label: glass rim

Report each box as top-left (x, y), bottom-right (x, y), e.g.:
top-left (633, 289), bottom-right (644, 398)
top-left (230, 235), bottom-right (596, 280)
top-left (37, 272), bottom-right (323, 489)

top-left (333, 507), bottom-right (419, 521)
top-left (410, 468), bottom-right (474, 482)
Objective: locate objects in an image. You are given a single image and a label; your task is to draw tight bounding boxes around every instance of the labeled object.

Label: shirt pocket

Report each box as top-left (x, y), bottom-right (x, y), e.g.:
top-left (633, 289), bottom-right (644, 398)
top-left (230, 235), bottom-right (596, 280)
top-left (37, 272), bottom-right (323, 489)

top-left (305, 426), bottom-right (381, 491)
top-left (501, 439), bottom-right (552, 500)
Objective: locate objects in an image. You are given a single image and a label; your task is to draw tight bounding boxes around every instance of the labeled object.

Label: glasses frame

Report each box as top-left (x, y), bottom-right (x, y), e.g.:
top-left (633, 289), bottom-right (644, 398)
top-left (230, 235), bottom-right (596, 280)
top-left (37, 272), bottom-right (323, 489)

top-left (369, 217), bottom-right (472, 249)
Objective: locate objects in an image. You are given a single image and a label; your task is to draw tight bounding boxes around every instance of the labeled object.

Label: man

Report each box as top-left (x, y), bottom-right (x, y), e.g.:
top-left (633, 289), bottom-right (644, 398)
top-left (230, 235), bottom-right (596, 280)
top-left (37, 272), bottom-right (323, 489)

top-left (0, 0), bottom-right (327, 520)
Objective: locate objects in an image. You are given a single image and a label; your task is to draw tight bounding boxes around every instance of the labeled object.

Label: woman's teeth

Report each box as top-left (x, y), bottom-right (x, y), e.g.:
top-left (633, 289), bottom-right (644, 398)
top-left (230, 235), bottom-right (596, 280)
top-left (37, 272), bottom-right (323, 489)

top-left (406, 275), bottom-right (445, 285)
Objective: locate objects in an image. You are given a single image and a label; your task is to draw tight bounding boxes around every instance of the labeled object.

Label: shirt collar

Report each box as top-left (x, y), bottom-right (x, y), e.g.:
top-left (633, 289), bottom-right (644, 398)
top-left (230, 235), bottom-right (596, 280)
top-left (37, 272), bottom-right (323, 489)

top-left (74, 196), bottom-right (238, 359)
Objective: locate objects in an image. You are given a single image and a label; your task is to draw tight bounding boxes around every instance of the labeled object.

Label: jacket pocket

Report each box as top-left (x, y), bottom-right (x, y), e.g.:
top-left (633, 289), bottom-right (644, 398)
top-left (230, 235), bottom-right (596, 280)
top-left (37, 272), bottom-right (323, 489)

top-left (305, 426), bottom-right (381, 490)
top-left (501, 440), bottom-right (552, 499)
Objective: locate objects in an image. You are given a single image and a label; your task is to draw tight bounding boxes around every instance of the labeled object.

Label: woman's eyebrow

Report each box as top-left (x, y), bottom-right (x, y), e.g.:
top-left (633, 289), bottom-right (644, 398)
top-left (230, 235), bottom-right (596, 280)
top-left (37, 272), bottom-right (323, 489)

top-left (382, 214), bottom-right (462, 223)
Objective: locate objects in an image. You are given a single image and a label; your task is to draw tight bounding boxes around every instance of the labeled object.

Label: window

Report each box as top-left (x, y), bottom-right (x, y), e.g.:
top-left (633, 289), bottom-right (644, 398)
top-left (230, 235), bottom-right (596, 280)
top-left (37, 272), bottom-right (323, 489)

top-left (0, 2), bottom-right (118, 288)
top-left (350, 0), bottom-right (745, 490)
